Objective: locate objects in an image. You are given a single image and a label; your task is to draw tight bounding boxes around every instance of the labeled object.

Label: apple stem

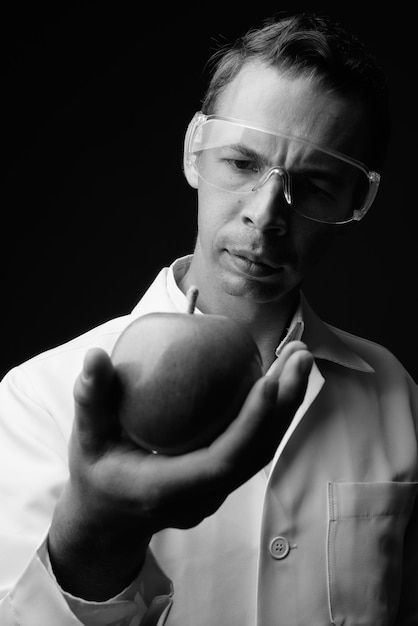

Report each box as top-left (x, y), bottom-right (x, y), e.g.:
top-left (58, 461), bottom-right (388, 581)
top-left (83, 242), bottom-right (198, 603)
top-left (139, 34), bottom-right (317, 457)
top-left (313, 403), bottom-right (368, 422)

top-left (186, 285), bottom-right (199, 314)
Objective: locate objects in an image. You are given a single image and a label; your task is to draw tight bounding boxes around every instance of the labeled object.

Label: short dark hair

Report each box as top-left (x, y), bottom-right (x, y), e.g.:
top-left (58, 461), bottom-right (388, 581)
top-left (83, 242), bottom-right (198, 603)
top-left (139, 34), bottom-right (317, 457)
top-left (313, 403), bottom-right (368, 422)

top-left (201, 12), bottom-right (390, 171)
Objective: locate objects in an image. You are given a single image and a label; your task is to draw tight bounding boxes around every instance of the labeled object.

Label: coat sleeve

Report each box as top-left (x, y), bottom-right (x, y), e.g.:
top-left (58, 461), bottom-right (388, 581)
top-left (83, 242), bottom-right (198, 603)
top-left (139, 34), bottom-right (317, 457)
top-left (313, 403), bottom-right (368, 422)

top-left (0, 363), bottom-right (173, 625)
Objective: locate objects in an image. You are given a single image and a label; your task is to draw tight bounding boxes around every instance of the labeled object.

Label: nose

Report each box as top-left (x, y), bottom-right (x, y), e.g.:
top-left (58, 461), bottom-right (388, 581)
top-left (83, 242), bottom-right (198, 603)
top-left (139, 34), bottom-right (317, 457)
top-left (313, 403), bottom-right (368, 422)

top-left (241, 168), bottom-right (292, 234)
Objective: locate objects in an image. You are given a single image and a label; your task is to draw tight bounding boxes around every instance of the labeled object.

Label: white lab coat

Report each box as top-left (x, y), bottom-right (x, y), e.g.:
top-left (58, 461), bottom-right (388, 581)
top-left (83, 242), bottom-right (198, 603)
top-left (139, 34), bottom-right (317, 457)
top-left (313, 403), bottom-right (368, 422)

top-left (0, 256), bottom-right (417, 625)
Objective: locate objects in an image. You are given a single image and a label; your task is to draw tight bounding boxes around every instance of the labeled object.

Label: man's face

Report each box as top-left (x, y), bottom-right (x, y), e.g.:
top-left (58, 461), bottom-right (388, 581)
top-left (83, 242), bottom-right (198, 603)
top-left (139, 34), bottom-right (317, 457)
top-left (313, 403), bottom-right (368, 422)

top-left (192, 62), bottom-right (369, 305)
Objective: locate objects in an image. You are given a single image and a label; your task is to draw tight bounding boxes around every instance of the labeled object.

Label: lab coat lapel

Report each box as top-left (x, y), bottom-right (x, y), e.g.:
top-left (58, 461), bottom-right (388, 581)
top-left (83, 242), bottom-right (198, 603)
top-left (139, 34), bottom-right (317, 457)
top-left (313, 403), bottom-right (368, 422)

top-left (268, 359), bottom-right (325, 473)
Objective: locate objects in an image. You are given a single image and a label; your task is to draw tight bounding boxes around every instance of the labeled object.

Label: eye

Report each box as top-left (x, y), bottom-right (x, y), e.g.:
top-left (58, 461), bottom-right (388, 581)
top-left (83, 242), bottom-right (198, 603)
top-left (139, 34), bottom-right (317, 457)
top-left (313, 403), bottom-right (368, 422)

top-left (293, 173), bottom-right (336, 200)
top-left (224, 158), bottom-right (260, 173)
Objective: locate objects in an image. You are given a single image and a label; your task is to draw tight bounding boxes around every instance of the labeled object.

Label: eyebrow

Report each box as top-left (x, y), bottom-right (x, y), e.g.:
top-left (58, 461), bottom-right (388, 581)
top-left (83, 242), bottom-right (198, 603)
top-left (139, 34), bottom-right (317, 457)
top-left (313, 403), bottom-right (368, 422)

top-left (220, 143), bottom-right (265, 161)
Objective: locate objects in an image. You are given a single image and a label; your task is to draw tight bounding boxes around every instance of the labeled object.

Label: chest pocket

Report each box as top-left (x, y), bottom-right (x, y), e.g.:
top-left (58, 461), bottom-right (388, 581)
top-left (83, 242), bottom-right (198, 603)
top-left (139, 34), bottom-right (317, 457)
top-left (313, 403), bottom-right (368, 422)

top-left (326, 481), bottom-right (418, 626)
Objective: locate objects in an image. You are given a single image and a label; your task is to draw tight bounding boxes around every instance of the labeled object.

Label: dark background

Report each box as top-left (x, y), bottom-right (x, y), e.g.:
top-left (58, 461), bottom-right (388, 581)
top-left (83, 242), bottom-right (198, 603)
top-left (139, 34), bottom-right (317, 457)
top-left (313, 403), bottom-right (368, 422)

top-left (2, 2), bottom-right (416, 381)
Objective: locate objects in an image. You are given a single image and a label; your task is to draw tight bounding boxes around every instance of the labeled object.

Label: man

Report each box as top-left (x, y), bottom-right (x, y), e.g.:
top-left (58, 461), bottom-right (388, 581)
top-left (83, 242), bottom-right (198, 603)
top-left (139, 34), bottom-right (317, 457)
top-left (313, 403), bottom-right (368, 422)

top-left (1, 11), bottom-right (417, 626)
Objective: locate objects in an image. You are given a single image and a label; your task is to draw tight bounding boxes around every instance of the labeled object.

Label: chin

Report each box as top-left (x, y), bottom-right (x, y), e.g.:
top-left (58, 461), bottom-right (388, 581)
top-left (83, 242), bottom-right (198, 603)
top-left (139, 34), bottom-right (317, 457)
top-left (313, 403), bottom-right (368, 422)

top-left (222, 273), bottom-right (291, 304)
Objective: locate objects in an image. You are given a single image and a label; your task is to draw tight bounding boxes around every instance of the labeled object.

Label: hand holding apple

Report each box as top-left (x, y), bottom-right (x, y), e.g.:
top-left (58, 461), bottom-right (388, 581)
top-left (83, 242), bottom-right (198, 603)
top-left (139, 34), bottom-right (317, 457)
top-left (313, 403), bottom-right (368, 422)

top-left (50, 338), bottom-right (312, 600)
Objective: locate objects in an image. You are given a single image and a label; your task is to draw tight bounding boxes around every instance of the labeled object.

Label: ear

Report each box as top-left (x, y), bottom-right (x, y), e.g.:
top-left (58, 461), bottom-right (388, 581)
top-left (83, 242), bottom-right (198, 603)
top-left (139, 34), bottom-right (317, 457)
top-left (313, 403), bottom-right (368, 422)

top-left (183, 117), bottom-right (199, 189)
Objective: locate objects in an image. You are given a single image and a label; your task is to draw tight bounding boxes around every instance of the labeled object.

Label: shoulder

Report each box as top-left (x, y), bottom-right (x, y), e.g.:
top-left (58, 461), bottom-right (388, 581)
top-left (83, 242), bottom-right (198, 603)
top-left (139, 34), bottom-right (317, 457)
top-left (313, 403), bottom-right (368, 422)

top-left (0, 314), bottom-right (137, 438)
top-left (1, 314), bottom-right (133, 397)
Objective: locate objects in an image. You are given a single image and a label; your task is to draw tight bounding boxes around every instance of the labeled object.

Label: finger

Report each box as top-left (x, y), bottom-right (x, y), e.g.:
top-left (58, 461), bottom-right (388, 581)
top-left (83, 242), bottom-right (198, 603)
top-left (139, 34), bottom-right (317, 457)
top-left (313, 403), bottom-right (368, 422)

top-left (73, 348), bottom-right (118, 453)
top-left (139, 350), bottom-right (313, 500)
top-left (266, 340), bottom-right (309, 380)
top-left (120, 354), bottom-right (312, 530)
top-left (137, 375), bottom-right (279, 509)
top-left (206, 348), bottom-right (313, 489)
top-left (278, 347), bottom-right (313, 399)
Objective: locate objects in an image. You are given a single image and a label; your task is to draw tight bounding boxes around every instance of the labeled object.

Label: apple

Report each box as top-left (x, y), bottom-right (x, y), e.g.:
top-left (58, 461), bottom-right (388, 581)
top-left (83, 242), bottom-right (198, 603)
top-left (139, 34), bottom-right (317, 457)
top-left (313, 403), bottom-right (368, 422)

top-left (111, 287), bottom-right (262, 454)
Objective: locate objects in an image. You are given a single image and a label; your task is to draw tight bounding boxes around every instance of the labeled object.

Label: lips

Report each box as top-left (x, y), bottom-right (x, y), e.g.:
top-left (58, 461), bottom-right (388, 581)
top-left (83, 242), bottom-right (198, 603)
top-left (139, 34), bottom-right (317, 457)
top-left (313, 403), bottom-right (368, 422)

top-left (227, 249), bottom-right (284, 277)
top-left (239, 251), bottom-right (280, 268)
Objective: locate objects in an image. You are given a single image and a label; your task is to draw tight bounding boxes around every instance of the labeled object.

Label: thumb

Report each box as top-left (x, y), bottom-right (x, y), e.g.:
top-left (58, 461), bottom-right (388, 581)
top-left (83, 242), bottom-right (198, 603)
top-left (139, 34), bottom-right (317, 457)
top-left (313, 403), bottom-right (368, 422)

top-left (73, 347), bottom-right (118, 453)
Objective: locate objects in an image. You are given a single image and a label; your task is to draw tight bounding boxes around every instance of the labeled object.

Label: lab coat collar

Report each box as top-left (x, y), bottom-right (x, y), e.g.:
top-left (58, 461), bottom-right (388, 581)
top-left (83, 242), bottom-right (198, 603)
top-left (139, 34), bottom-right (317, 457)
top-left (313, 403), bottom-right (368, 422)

top-left (300, 294), bottom-right (375, 373)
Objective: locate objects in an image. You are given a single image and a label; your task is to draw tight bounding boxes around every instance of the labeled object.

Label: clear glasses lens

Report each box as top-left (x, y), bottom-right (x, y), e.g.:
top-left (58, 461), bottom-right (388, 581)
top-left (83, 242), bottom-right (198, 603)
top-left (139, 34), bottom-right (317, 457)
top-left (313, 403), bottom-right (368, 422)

top-left (189, 118), bottom-right (374, 224)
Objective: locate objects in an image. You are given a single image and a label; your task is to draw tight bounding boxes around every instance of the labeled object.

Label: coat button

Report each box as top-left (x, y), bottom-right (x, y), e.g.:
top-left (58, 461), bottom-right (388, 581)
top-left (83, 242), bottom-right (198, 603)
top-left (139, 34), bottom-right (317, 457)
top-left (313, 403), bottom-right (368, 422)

top-left (269, 536), bottom-right (290, 560)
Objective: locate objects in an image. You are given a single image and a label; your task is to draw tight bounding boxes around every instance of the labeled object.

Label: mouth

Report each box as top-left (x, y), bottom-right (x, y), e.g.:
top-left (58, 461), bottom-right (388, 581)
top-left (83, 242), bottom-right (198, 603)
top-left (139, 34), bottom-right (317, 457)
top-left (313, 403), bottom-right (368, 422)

top-left (227, 249), bottom-right (284, 277)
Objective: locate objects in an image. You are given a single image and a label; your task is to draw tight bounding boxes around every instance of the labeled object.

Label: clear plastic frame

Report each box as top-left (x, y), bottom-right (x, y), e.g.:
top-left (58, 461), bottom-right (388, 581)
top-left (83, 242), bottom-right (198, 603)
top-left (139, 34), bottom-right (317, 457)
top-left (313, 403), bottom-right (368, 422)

top-left (185, 112), bottom-right (381, 224)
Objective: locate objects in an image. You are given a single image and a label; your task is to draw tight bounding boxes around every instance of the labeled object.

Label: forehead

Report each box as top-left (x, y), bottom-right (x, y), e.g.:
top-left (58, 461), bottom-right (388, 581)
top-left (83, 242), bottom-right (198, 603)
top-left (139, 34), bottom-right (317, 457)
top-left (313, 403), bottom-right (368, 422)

top-left (215, 62), bottom-right (368, 160)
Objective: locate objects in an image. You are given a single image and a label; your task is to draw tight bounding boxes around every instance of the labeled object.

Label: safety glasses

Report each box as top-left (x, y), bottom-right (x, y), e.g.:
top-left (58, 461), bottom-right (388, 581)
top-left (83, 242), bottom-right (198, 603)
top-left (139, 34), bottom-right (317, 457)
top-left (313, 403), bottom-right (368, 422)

top-left (185, 112), bottom-right (381, 224)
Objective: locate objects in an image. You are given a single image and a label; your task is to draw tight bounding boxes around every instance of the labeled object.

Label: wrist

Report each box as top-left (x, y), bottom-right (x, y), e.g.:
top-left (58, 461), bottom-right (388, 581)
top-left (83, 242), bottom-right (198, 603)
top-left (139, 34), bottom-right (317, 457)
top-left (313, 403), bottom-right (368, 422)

top-left (48, 482), bottom-right (152, 601)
